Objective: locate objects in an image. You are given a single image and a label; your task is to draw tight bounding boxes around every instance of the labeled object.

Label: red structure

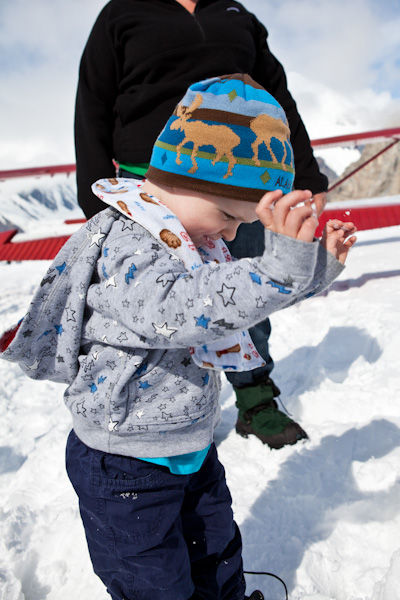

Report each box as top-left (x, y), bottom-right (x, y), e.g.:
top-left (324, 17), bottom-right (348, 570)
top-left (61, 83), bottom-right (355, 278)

top-left (315, 203), bottom-right (400, 237)
top-left (0, 128), bottom-right (399, 261)
top-left (0, 164), bottom-right (76, 180)
top-left (311, 127), bottom-right (400, 150)
top-left (0, 230), bottom-right (70, 261)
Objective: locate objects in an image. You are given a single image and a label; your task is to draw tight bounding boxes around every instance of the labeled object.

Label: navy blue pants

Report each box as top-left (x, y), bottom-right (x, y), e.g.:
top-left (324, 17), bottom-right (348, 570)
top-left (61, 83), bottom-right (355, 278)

top-left (226, 221), bottom-right (274, 388)
top-left (66, 431), bottom-right (245, 600)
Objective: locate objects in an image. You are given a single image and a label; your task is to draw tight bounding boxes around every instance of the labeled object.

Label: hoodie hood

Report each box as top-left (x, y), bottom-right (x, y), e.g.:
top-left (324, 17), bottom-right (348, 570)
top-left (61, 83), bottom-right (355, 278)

top-left (0, 208), bottom-right (117, 383)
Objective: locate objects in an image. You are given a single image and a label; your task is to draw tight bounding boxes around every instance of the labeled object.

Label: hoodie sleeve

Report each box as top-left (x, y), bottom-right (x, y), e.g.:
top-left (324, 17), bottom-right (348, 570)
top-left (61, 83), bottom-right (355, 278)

top-left (83, 219), bottom-right (343, 351)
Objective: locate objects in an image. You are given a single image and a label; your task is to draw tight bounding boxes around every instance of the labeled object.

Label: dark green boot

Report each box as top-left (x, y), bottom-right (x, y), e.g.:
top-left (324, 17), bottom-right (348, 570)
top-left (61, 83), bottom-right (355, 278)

top-left (235, 377), bottom-right (308, 449)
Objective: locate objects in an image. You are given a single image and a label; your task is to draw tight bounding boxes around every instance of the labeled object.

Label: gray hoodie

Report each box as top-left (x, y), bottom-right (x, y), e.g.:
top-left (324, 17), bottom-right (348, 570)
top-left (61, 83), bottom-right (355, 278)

top-left (0, 193), bottom-right (344, 458)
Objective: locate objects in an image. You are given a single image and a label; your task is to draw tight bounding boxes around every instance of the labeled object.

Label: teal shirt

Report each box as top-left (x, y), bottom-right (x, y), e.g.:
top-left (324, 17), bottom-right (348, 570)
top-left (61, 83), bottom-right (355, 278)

top-left (139, 445), bottom-right (211, 475)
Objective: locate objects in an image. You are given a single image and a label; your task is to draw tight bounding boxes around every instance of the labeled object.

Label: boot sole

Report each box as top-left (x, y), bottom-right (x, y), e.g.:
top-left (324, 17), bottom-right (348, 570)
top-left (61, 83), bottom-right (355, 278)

top-left (236, 419), bottom-right (308, 449)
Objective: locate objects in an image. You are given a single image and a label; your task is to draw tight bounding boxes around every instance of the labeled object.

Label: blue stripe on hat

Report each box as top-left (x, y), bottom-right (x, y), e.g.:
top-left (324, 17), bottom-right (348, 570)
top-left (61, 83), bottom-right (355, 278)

top-left (189, 77), bottom-right (282, 107)
top-left (182, 92), bottom-right (287, 120)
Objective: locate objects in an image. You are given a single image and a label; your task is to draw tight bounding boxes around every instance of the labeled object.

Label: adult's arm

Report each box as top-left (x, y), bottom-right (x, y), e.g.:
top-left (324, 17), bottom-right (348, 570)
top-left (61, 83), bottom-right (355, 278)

top-left (74, 5), bottom-right (120, 218)
top-left (251, 19), bottom-right (328, 196)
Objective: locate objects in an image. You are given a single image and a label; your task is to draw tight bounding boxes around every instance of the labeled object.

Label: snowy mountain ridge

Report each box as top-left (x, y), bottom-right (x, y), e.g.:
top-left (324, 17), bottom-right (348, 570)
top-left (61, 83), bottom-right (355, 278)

top-left (0, 175), bottom-right (83, 233)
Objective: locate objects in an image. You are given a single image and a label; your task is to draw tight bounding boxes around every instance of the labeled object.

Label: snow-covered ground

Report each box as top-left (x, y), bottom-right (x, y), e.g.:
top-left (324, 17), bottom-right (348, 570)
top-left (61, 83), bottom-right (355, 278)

top-left (0, 217), bottom-right (400, 600)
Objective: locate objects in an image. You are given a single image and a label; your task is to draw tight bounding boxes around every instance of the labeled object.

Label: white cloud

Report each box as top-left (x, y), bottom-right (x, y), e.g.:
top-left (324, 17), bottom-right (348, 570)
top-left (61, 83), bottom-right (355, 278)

top-left (243, 0), bottom-right (400, 174)
top-left (287, 72), bottom-right (400, 138)
top-left (0, 0), bottom-right (105, 168)
top-left (285, 72), bottom-right (400, 174)
top-left (244, 0), bottom-right (400, 94)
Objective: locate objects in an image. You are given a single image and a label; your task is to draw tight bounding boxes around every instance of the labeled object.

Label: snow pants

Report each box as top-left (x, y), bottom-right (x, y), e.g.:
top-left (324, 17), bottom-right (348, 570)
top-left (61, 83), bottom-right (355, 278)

top-left (66, 431), bottom-right (245, 600)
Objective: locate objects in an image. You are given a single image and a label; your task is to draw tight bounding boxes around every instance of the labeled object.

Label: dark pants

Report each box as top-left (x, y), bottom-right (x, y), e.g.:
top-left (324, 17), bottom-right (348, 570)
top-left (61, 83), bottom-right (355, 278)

top-left (226, 221), bottom-right (273, 388)
top-left (66, 431), bottom-right (245, 600)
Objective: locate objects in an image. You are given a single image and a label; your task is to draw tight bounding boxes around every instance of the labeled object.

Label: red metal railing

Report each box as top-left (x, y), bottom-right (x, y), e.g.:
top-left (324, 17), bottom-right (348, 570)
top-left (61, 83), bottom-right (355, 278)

top-left (311, 127), bottom-right (400, 150)
top-left (0, 163), bottom-right (76, 180)
top-left (0, 127), bottom-right (399, 260)
top-left (0, 128), bottom-right (399, 182)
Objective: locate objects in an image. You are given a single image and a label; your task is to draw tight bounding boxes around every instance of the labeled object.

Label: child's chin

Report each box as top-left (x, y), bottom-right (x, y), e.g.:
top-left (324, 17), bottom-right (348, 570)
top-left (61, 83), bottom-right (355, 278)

top-left (192, 235), bottom-right (206, 247)
top-left (194, 234), bottom-right (221, 247)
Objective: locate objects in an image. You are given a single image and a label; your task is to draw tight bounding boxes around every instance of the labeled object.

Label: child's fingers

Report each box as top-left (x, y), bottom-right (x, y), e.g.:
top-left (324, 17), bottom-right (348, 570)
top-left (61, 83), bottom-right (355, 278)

top-left (321, 227), bottom-right (344, 255)
top-left (264, 189), bottom-right (314, 234)
top-left (341, 222), bottom-right (357, 237)
top-left (323, 220), bottom-right (357, 246)
top-left (257, 189), bottom-right (284, 210)
top-left (257, 189), bottom-right (315, 238)
top-left (296, 214), bottom-right (319, 242)
top-left (256, 190), bottom-right (312, 221)
top-left (272, 189), bottom-right (313, 227)
top-left (322, 221), bottom-right (358, 264)
top-left (256, 190), bottom-right (284, 228)
top-left (343, 235), bottom-right (357, 248)
top-left (284, 207), bottom-right (318, 241)
top-left (325, 219), bottom-right (357, 234)
top-left (324, 219), bottom-right (342, 233)
top-left (336, 235), bottom-right (357, 264)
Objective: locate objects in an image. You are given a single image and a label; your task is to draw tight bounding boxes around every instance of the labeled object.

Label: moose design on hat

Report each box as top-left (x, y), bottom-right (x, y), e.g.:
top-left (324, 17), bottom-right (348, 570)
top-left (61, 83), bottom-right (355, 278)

top-left (147, 73), bottom-right (295, 202)
top-left (171, 92), bottom-right (291, 180)
top-left (172, 93), bottom-right (240, 179)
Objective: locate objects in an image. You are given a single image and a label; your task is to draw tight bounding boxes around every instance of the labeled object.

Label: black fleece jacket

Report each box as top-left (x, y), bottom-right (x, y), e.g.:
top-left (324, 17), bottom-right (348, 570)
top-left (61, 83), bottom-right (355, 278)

top-left (75, 0), bottom-right (328, 218)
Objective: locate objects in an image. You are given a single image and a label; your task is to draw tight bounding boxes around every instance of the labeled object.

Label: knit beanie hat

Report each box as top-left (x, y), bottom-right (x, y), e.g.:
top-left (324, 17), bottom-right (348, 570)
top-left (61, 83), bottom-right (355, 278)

top-left (146, 73), bottom-right (294, 202)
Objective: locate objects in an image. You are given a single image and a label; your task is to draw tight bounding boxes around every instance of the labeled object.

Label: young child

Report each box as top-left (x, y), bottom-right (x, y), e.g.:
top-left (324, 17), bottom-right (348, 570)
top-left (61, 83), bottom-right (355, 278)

top-left (0, 74), bottom-right (356, 600)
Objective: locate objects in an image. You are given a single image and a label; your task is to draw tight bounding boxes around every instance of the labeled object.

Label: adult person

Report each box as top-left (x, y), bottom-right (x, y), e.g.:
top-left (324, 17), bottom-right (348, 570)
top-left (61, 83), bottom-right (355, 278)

top-left (74, 0), bottom-right (328, 449)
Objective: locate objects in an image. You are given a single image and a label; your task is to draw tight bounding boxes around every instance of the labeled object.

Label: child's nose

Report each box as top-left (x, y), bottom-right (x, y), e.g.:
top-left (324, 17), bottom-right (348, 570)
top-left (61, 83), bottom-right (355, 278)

top-left (222, 222), bottom-right (240, 242)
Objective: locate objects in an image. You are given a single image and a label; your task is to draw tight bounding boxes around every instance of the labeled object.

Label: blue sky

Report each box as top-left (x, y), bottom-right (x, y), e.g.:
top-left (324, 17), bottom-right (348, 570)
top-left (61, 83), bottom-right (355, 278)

top-left (0, 0), bottom-right (399, 172)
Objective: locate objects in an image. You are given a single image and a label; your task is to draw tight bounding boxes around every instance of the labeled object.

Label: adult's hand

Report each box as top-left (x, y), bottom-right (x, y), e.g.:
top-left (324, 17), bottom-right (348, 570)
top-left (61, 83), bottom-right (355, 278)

top-left (312, 191), bottom-right (327, 217)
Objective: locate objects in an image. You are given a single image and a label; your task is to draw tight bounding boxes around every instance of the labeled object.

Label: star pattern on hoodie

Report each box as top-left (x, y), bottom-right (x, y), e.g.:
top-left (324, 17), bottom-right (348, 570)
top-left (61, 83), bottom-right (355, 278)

top-left (217, 284), bottom-right (236, 306)
top-left (3, 180), bottom-right (336, 457)
top-left (89, 229), bottom-right (106, 247)
top-left (152, 322), bottom-right (178, 338)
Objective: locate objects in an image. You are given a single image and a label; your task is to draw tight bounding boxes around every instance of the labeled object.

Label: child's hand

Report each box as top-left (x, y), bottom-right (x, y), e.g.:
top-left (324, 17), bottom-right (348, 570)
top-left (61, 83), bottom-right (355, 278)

top-left (321, 219), bottom-right (357, 264)
top-left (256, 189), bottom-right (319, 242)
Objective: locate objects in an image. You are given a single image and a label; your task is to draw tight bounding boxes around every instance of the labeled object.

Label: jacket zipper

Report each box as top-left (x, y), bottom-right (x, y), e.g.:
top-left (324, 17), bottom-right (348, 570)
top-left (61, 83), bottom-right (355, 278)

top-left (191, 14), bottom-right (207, 42)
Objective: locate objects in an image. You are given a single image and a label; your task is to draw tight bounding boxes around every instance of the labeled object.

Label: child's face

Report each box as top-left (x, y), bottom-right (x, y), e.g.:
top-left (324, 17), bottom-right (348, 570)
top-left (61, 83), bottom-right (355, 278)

top-left (161, 188), bottom-right (259, 247)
